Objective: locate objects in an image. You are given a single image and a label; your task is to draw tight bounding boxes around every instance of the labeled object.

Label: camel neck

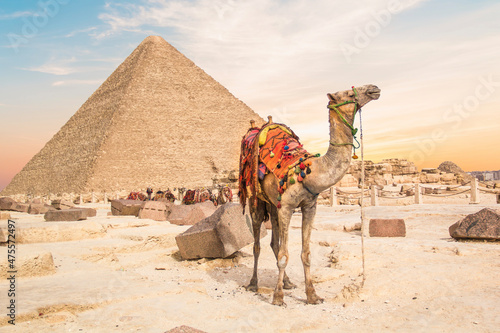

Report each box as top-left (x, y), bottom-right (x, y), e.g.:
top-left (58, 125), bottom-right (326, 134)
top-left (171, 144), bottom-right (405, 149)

top-left (304, 104), bottom-right (355, 193)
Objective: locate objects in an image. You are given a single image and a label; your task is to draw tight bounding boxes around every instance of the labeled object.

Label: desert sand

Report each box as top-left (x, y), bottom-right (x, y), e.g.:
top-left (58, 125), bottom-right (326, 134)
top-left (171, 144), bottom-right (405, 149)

top-left (0, 191), bottom-right (499, 333)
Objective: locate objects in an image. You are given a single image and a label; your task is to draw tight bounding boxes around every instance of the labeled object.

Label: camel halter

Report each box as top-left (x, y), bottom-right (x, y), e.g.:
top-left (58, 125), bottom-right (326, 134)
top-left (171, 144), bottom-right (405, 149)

top-left (327, 86), bottom-right (361, 158)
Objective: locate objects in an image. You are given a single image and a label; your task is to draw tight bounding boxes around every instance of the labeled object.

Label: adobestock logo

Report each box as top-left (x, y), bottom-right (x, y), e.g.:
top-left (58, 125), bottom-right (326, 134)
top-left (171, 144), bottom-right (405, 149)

top-left (7, 0), bottom-right (70, 53)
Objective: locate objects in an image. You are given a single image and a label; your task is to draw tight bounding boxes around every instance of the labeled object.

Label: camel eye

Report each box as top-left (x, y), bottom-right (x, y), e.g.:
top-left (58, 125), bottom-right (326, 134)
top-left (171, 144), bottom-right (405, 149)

top-left (347, 91), bottom-right (354, 97)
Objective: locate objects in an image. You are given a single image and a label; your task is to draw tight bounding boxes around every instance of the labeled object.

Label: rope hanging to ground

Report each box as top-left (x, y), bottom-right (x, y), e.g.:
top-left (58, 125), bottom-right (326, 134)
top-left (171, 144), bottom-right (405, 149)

top-left (358, 108), bottom-right (367, 288)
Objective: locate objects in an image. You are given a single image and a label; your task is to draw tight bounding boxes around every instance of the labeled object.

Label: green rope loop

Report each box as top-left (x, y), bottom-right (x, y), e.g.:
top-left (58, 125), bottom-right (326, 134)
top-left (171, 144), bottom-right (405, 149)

top-left (327, 86), bottom-right (361, 154)
top-left (327, 101), bottom-right (358, 136)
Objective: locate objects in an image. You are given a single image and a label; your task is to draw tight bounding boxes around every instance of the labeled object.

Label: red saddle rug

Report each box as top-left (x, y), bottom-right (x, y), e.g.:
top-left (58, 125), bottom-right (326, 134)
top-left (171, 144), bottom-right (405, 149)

top-left (239, 123), bottom-right (316, 211)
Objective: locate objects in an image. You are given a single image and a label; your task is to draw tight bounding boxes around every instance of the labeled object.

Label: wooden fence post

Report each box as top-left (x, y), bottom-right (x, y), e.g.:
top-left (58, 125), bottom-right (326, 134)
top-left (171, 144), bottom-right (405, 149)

top-left (330, 187), bottom-right (337, 206)
top-left (415, 183), bottom-right (422, 204)
top-left (371, 185), bottom-right (378, 206)
top-left (470, 178), bottom-right (480, 204)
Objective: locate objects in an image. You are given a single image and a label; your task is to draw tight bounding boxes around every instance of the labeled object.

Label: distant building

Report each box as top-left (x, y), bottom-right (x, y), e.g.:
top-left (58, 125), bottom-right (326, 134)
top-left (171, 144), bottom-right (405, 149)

top-left (467, 170), bottom-right (500, 181)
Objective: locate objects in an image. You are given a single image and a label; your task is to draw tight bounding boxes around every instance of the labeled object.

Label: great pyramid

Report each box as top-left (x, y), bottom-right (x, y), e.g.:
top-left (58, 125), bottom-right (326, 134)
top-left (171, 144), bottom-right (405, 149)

top-left (2, 36), bottom-right (264, 195)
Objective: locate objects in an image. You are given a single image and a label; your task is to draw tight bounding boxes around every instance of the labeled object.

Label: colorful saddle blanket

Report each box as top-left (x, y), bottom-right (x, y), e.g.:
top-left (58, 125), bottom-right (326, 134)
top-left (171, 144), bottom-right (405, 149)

top-left (127, 192), bottom-right (147, 201)
top-left (258, 125), bottom-right (310, 180)
top-left (239, 123), bottom-right (316, 211)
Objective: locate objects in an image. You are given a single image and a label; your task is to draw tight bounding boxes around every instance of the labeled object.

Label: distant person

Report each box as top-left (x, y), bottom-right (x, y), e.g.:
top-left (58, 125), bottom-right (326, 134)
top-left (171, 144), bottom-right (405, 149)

top-left (146, 187), bottom-right (153, 200)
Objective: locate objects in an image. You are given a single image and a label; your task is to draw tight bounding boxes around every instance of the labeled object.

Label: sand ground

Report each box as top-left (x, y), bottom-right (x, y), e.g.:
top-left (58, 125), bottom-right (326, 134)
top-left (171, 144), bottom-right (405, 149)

top-left (0, 193), bottom-right (499, 333)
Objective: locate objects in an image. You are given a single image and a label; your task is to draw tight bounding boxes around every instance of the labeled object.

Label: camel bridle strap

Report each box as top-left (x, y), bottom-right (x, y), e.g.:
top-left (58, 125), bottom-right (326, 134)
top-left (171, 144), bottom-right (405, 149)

top-left (328, 86), bottom-right (361, 153)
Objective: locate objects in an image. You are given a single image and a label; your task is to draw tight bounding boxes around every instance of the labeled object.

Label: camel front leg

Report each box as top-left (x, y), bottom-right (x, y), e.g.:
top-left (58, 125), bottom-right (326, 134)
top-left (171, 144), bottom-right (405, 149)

top-left (246, 198), bottom-right (266, 292)
top-left (301, 202), bottom-right (324, 304)
top-left (272, 207), bottom-right (293, 306)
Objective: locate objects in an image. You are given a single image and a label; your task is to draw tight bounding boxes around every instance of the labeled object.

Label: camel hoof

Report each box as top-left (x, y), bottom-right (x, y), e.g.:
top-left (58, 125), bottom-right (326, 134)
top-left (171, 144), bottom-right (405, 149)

top-left (283, 279), bottom-right (297, 290)
top-left (271, 297), bottom-right (287, 307)
top-left (272, 291), bottom-right (286, 306)
top-left (306, 295), bottom-right (324, 305)
top-left (245, 284), bottom-right (258, 292)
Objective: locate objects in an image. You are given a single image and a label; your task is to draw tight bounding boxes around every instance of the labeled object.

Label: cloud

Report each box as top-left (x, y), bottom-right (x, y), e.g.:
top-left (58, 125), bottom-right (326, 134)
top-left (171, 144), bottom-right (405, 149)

top-left (0, 11), bottom-right (35, 20)
top-left (23, 64), bottom-right (77, 76)
top-left (21, 57), bottom-right (111, 76)
top-left (52, 79), bottom-right (103, 87)
top-left (64, 27), bottom-right (98, 38)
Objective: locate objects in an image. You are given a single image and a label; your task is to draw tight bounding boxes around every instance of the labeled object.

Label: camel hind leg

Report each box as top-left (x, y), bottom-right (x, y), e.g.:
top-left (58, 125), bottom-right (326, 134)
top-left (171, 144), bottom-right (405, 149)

top-left (245, 197), bottom-right (267, 292)
top-left (269, 203), bottom-right (296, 289)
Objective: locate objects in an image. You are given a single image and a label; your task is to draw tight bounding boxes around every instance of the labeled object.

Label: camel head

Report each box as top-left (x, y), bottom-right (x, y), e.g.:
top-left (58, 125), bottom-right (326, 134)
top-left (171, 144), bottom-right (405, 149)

top-left (327, 84), bottom-right (381, 123)
top-left (327, 84), bottom-right (380, 108)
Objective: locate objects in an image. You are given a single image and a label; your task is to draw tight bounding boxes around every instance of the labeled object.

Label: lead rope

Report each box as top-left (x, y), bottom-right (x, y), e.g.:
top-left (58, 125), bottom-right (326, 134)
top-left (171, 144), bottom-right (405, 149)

top-left (359, 108), bottom-right (367, 288)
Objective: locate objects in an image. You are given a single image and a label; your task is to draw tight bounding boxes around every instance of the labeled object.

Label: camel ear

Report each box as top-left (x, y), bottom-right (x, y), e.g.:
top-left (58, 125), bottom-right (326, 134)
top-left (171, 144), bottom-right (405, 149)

top-left (327, 93), bottom-right (334, 101)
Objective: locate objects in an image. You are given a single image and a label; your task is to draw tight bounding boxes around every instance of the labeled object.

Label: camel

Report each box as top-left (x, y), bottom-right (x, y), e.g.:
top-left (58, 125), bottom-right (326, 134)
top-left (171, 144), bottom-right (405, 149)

top-left (241, 84), bottom-right (381, 306)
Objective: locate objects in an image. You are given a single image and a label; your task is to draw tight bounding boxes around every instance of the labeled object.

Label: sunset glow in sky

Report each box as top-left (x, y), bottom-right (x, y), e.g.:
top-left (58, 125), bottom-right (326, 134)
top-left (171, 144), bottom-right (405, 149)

top-left (1, 0), bottom-right (499, 191)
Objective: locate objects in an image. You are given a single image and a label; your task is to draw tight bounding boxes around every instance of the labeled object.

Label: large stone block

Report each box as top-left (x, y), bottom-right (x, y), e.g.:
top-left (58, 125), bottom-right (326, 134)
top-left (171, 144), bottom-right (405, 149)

top-left (28, 203), bottom-right (56, 215)
top-left (369, 219), bottom-right (406, 237)
top-left (449, 208), bottom-right (500, 240)
top-left (51, 199), bottom-right (74, 210)
top-left (171, 201), bottom-right (217, 226)
top-left (12, 203), bottom-right (29, 213)
top-left (44, 209), bottom-right (87, 222)
top-left (175, 203), bottom-right (266, 259)
top-left (139, 201), bottom-right (170, 221)
top-left (167, 204), bottom-right (196, 225)
top-left (79, 207), bottom-right (97, 218)
top-left (110, 199), bottom-right (145, 216)
top-left (0, 197), bottom-right (17, 211)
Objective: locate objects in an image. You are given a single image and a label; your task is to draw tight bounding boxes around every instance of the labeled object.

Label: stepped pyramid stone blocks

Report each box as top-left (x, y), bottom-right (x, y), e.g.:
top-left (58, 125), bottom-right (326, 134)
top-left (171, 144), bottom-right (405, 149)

top-left (1, 35), bottom-right (264, 196)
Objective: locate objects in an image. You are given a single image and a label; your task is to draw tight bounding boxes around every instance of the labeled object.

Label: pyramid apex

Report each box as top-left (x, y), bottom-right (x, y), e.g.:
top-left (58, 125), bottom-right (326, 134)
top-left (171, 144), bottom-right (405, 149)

top-left (142, 35), bottom-right (166, 43)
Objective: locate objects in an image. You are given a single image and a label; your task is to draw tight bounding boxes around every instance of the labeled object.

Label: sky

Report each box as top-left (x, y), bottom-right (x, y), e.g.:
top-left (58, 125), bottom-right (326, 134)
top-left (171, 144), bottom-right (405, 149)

top-left (0, 0), bottom-right (499, 191)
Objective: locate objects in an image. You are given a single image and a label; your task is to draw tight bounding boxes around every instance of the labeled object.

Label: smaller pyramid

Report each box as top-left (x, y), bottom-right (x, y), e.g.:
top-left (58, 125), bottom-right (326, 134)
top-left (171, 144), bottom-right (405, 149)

top-left (2, 36), bottom-right (264, 195)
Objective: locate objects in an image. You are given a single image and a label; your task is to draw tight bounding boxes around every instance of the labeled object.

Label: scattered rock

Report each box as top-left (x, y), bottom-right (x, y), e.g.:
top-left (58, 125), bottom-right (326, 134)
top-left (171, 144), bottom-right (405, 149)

top-left (343, 222), bottom-right (362, 232)
top-left (175, 203), bottom-right (266, 259)
top-left (44, 209), bottom-right (87, 222)
top-left (28, 203), bottom-right (55, 215)
top-left (167, 204), bottom-right (196, 225)
top-left (51, 199), bottom-right (75, 210)
top-left (449, 208), bottom-right (500, 240)
top-left (369, 219), bottom-right (406, 237)
top-left (110, 199), bottom-right (145, 216)
top-left (165, 325), bottom-right (207, 333)
top-left (181, 201), bottom-right (217, 226)
top-left (139, 201), bottom-right (170, 221)
top-left (79, 207), bottom-right (97, 218)
top-left (0, 197), bottom-right (17, 211)
top-left (12, 203), bottom-right (29, 213)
